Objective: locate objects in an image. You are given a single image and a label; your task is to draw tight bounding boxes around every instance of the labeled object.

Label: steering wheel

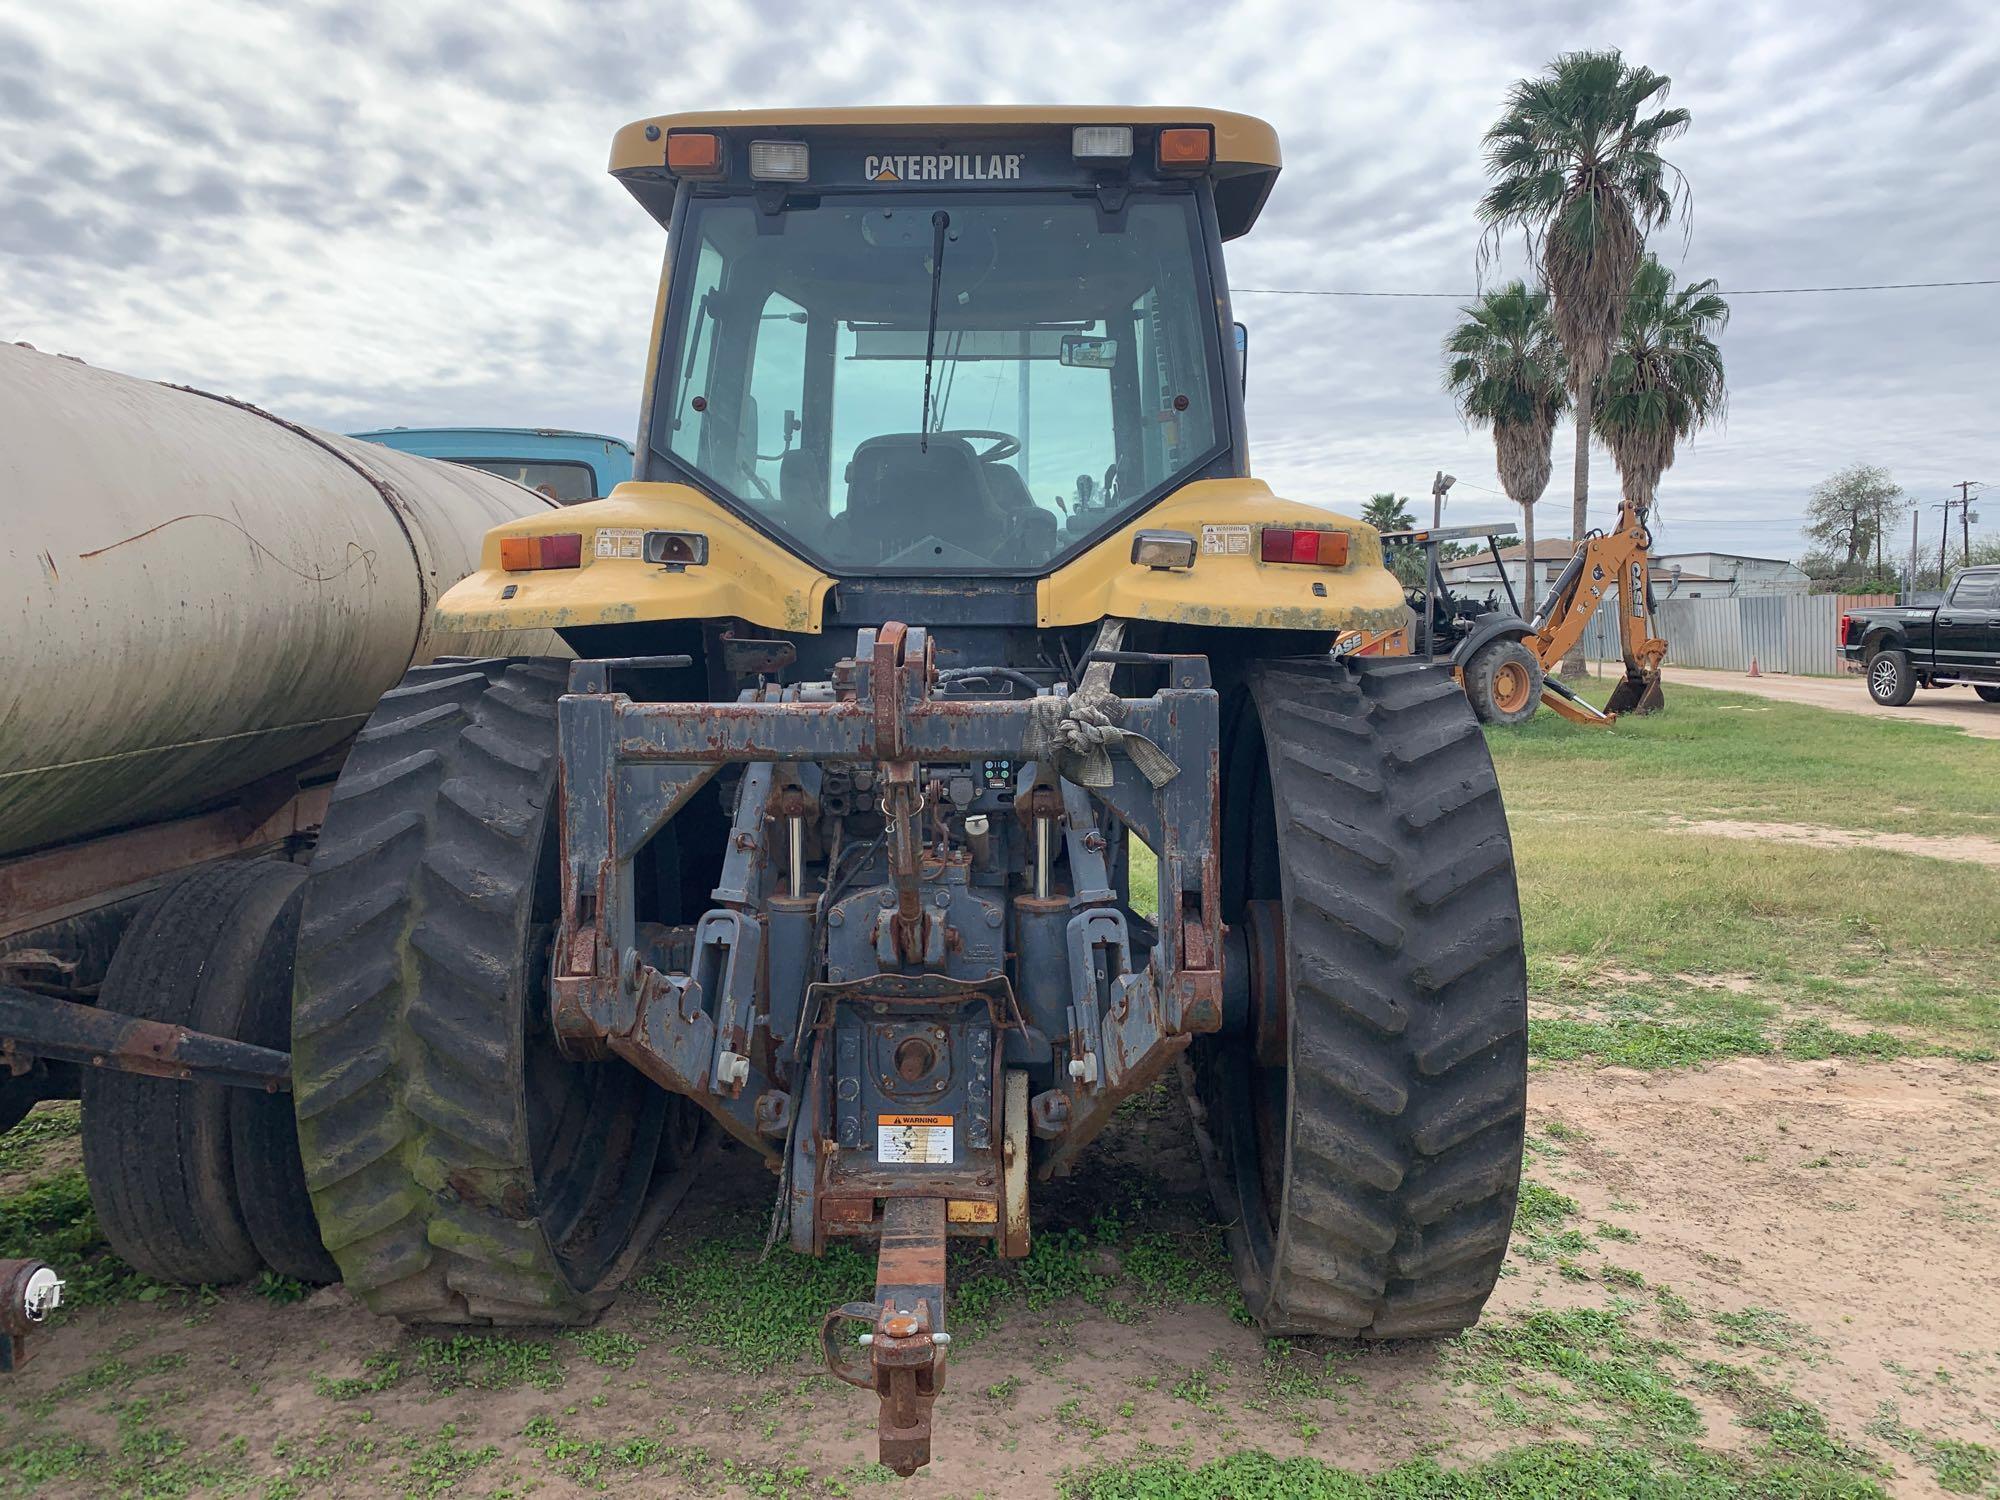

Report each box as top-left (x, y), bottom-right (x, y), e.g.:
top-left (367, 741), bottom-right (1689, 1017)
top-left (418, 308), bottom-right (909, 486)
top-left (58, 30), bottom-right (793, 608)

top-left (933, 428), bottom-right (1020, 462)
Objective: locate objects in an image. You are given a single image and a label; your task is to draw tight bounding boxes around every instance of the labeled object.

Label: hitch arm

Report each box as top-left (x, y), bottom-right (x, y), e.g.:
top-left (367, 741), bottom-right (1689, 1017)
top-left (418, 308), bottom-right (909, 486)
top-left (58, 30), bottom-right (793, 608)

top-left (819, 1197), bottom-right (949, 1476)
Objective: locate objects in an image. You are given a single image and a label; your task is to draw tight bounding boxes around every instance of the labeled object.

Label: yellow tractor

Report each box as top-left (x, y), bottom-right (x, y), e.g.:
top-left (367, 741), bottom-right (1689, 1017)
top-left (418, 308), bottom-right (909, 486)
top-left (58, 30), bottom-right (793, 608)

top-left (290, 108), bottom-right (1529, 1473)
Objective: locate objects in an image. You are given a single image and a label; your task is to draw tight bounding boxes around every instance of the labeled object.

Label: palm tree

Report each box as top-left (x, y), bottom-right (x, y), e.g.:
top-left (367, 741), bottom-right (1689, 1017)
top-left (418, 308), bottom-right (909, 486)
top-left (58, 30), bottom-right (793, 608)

top-left (1479, 49), bottom-right (1690, 668)
top-left (1442, 281), bottom-right (1569, 618)
top-left (1361, 492), bottom-right (1415, 533)
top-left (1593, 256), bottom-right (1728, 518)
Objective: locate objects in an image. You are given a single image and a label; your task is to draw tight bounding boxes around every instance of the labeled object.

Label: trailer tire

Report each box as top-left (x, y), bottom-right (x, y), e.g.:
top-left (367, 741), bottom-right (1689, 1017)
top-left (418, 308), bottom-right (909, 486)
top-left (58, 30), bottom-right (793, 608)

top-left (1193, 659), bottom-right (1527, 1338)
top-left (1976, 686), bottom-right (2000, 705)
top-left (228, 870), bottom-right (340, 1284)
top-left (82, 859), bottom-right (302, 1286)
top-left (293, 660), bottom-right (684, 1325)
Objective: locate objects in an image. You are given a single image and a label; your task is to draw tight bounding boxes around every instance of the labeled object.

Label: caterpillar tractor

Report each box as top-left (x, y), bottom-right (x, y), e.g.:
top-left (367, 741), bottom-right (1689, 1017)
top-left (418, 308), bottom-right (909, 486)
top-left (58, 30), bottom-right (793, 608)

top-left (291, 109), bottom-right (1529, 1474)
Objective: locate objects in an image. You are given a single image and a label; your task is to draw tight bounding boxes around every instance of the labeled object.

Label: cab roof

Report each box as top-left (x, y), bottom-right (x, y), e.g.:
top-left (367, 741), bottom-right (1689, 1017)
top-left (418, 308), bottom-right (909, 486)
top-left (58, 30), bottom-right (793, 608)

top-left (609, 106), bottom-right (1282, 240)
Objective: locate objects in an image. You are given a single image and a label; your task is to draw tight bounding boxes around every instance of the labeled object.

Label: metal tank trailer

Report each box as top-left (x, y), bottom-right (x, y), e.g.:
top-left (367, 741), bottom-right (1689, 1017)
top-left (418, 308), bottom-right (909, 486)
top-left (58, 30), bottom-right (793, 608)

top-left (0, 340), bottom-right (560, 1348)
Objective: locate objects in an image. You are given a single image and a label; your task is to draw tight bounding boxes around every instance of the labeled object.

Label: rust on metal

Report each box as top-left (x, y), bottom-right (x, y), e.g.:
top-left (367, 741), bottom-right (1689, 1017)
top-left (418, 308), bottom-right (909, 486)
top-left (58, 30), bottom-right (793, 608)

top-left (0, 987), bottom-right (291, 1092)
top-left (0, 785), bottom-right (330, 943)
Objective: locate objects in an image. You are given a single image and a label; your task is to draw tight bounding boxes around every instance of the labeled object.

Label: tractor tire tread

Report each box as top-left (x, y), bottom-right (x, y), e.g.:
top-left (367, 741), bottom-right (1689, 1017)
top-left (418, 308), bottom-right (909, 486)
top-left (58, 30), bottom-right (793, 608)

top-left (1247, 658), bottom-right (1526, 1338)
top-left (292, 657), bottom-right (606, 1325)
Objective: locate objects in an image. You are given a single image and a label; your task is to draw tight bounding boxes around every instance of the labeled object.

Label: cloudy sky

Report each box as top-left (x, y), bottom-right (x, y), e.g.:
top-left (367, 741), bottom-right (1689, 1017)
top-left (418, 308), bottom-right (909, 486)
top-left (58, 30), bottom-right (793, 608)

top-left (4, 0), bottom-right (1995, 561)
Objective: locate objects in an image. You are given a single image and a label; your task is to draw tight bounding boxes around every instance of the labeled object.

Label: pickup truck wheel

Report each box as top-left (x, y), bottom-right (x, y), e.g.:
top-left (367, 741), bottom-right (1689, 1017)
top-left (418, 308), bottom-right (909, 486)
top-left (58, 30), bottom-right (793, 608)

top-left (1866, 650), bottom-right (1916, 707)
top-left (1975, 686), bottom-right (2000, 705)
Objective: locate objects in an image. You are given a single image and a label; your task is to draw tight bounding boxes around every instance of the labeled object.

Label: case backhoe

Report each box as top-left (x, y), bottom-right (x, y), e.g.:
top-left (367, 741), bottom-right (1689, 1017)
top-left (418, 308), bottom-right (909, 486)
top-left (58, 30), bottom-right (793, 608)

top-left (1372, 498), bottom-right (1667, 726)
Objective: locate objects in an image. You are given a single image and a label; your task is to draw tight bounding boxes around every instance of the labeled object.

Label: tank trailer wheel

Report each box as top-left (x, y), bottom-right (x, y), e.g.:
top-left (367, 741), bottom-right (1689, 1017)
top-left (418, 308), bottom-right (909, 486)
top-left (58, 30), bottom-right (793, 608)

top-left (1194, 659), bottom-right (1528, 1338)
top-left (1463, 639), bottom-right (1543, 726)
top-left (292, 660), bottom-right (686, 1325)
top-left (229, 871), bottom-right (340, 1284)
top-left (82, 859), bottom-right (323, 1286)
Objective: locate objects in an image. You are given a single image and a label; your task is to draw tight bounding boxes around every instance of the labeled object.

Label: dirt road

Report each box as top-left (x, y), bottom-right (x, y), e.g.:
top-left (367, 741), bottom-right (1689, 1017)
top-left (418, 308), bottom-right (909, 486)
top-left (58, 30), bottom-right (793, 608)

top-left (1661, 665), bottom-right (2000, 739)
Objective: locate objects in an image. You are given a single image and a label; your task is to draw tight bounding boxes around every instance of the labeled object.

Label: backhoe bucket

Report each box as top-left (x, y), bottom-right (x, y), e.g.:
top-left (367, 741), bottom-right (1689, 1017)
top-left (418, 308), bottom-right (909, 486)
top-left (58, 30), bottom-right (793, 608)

top-left (1604, 670), bottom-right (1664, 716)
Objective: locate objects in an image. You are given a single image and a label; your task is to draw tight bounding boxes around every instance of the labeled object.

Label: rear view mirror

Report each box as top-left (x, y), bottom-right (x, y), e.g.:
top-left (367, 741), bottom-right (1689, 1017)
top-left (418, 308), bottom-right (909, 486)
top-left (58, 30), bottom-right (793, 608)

top-left (1058, 335), bottom-right (1118, 369)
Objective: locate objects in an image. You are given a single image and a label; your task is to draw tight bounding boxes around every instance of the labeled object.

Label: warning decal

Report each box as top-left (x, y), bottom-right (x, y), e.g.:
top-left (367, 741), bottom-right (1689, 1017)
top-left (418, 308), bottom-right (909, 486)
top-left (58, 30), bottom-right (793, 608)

top-left (1201, 524), bottom-right (1251, 556)
top-left (594, 528), bottom-right (644, 559)
top-left (877, 1114), bottom-right (954, 1165)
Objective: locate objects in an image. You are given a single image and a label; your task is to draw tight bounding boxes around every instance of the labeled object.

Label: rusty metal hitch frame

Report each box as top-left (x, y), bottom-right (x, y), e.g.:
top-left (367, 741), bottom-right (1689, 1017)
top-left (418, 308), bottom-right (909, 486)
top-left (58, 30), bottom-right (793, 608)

top-left (0, 986), bottom-right (290, 1092)
top-left (819, 1197), bottom-right (949, 1475)
top-left (549, 624), bottom-right (1225, 1162)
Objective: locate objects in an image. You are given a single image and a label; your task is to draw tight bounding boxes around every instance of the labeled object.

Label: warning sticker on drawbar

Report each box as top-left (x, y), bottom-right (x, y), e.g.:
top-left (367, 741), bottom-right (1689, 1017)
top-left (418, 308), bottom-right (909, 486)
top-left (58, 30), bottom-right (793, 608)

top-left (594, 528), bottom-right (644, 559)
top-left (1201, 524), bottom-right (1251, 555)
top-left (877, 1114), bottom-right (954, 1164)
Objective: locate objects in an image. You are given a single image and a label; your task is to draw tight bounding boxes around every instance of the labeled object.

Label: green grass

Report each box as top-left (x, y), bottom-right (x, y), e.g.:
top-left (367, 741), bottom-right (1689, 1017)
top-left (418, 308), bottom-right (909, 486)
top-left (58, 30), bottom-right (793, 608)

top-left (1494, 684), bottom-right (2000, 1058)
top-left (0, 1168), bottom-right (158, 1305)
top-left (0, 1101), bottom-right (80, 1174)
top-left (635, 1206), bottom-right (1238, 1372)
top-left (1060, 1441), bottom-right (1892, 1498)
top-left (1491, 678), bottom-right (2000, 836)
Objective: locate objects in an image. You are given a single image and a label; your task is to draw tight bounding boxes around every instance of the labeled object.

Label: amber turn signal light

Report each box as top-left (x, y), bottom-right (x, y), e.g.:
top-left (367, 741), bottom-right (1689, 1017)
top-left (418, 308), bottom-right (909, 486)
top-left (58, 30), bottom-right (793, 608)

top-left (666, 131), bottom-right (724, 176)
top-left (1156, 127), bottom-right (1212, 170)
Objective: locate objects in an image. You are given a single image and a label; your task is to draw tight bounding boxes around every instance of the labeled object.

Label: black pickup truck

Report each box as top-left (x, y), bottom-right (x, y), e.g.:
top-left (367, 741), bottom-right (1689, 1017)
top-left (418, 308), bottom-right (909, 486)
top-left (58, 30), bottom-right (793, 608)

top-left (1840, 565), bottom-right (2000, 706)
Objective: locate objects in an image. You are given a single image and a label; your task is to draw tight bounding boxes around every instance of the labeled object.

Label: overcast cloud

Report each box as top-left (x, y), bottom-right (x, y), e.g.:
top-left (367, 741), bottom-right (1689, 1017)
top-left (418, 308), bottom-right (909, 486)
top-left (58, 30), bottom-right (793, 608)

top-left (3, 0), bottom-right (1996, 561)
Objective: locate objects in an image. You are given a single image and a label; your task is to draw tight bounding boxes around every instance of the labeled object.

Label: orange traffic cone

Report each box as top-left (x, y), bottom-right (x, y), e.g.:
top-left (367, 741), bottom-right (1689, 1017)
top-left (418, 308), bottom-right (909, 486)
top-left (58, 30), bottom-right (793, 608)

top-left (1747, 655), bottom-right (1761, 678)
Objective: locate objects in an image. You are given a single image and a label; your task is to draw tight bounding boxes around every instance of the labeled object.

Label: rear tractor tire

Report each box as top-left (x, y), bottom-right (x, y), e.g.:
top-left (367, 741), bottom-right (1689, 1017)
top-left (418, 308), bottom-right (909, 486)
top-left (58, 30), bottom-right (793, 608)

top-left (1193, 658), bottom-right (1528, 1339)
top-left (291, 659), bottom-right (700, 1325)
top-left (82, 858), bottom-right (329, 1286)
top-left (1462, 639), bottom-right (1543, 726)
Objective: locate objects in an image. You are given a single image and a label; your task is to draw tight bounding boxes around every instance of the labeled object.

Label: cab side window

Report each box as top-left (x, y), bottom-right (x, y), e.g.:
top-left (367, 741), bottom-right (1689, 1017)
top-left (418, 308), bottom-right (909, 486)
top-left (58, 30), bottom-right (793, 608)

top-left (1949, 572), bottom-right (1998, 608)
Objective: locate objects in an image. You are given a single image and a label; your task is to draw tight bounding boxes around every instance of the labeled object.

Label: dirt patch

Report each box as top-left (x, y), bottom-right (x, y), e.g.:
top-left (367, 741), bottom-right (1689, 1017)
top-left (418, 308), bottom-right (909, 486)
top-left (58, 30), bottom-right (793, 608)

top-left (1678, 817), bottom-right (2000, 868)
top-left (3, 1061), bottom-right (1996, 1496)
top-left (1533, 1055), bottom-right (2000, 1495)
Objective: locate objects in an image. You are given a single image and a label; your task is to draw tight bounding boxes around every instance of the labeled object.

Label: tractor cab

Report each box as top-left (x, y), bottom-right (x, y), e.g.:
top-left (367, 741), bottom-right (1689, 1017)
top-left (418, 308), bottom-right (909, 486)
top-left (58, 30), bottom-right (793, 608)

top-left (615, 112), bottom-right (1274, 579)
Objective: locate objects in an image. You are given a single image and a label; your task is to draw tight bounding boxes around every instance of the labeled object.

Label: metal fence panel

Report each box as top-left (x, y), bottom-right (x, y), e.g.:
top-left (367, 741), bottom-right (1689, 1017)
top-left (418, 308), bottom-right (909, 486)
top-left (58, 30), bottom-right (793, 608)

top-left (1583, 592), bottom-right (1896, 676)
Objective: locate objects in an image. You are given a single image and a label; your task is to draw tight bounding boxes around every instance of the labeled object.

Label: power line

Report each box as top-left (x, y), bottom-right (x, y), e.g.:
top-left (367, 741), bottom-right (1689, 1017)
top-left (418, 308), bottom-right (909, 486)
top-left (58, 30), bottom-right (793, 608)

top-left (1233, 278), bottom-right (2000, 299)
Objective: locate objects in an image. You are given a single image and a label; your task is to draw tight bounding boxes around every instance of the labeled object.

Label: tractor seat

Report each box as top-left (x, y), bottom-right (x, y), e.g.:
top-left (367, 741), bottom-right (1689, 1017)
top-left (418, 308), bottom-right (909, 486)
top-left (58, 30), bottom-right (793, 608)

top-left (835, 434), bottom-right (1002, 557)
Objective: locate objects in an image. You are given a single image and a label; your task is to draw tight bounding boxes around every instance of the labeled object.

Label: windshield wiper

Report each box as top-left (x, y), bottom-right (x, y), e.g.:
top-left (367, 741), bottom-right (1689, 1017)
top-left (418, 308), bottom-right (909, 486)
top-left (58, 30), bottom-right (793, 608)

top-left (917, 210), bottom-right (950, 453)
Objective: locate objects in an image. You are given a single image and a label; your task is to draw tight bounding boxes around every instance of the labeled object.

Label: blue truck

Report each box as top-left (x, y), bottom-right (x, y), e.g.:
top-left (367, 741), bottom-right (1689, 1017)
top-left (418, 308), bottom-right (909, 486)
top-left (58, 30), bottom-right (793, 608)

top-left (351, 426), bottom-right (634, 502)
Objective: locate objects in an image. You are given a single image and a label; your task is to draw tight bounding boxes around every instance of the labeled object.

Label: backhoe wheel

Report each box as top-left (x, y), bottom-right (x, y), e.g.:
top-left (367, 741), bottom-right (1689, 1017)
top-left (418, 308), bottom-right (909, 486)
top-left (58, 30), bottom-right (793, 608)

top-left (82, 859), bottom-right (312, 1285)
top-left (1867, 649), bottom-right (1916, 707)
top-left (1463, 639), bottom-right (1543, 726)
top-left (292, 660), bottom-right (683, 1325)
top-left (1194, 659), bottom-right (1528, 1339)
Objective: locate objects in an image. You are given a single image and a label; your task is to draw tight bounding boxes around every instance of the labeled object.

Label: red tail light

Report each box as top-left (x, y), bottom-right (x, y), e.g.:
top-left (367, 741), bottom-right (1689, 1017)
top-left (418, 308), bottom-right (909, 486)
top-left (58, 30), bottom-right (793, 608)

top-left (1259, 526), bottom-right (1350, 567)
top-left (500, 533), bottom-right (583, 571)
top-left (1837, 612), bottom-right (1851, 644)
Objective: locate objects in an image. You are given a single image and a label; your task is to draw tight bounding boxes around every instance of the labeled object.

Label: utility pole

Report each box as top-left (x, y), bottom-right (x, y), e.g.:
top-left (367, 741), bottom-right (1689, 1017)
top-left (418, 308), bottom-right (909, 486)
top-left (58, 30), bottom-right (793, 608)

top-left (1910, 509), bottom-right (1920, 597)
top-left (1956, 480), bottom-right (1980, 566)
top-left (1938, 498), bottom-right (1954, 584)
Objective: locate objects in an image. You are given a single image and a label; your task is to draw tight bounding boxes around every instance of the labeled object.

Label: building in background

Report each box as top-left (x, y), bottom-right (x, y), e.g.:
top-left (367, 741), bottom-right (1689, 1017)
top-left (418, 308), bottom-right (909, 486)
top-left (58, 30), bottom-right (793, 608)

top-left (1438, 538), bottom-right (1576, 604)
top-left (1652, 552), bottom-right (1809, 598)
